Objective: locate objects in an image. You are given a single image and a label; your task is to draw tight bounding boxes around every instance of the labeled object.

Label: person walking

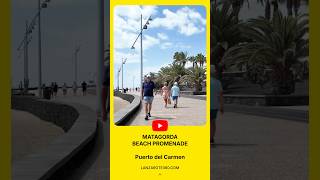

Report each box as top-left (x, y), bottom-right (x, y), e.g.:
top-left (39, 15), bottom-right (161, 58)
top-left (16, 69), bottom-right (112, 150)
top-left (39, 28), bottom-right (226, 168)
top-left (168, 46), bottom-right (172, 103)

top-left (72, 81), bottom-right (77, 96)
top-left (142, 75), bottom-right (155, 120)
top-left (171, 82), bottom-right (180, 108)
top-left (50, 82), bottom-right (54, 98)
top-left (41, 83), bottom-right (46, 98)
top-left (53, 82), bottom-right (59, 97)
top-left (161, 82), bottom-right (170, 108)
top-left (53, 82), bottom-right (58, 98)
top-left (81, 81), bottom-right (87, 96)
top-left (210, 66), bottom-right (224, 144)
top-left (62, 83), bottom-right (67, 96)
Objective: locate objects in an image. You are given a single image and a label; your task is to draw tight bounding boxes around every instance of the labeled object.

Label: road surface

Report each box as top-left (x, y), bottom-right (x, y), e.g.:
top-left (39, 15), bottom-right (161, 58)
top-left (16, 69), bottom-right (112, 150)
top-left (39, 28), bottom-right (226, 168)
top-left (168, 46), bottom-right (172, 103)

top-left (211, 111), bottom-right (308, 180)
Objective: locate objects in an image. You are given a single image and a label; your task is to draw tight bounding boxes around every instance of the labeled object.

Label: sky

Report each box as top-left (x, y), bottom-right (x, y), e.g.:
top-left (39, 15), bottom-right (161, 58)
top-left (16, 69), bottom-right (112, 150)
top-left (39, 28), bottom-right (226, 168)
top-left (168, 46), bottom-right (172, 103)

top-left (113, 5), bottom-right (207, 89)
top-left (11, 0), bottom-right (109, 88)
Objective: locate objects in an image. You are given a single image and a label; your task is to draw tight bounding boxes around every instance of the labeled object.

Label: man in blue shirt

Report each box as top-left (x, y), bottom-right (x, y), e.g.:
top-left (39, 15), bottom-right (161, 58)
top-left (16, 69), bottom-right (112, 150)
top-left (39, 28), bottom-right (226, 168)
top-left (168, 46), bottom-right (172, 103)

top-left (142, 75), bottom-right (155, 120)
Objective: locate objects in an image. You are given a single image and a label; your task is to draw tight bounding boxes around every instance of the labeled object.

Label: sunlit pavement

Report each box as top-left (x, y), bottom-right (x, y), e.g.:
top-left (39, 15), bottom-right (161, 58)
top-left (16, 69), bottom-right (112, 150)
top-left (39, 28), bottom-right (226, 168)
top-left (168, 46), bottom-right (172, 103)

top-left (211, 111), bottom-right (308, 180)
top-left (126, 91), bottom-right (207, 126)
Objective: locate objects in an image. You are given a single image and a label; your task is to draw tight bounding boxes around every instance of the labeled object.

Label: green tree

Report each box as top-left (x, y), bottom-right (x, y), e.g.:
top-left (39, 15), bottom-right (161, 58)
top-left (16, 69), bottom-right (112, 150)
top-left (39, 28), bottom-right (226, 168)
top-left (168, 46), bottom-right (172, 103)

top-left (195, 53), bottom-right (206, 67)
top-left (188, 56), bottom-right (197, 68)
top-left (180, 65), bottom-right (206, 92)
top-left (173, 52), bottom-right (188, 67)
top-left (211, 1), bottom-right (243, 79)
top-left (157, 63), bottom-right (186, 87)
top-left (223, 11), bottom-right (308, 94)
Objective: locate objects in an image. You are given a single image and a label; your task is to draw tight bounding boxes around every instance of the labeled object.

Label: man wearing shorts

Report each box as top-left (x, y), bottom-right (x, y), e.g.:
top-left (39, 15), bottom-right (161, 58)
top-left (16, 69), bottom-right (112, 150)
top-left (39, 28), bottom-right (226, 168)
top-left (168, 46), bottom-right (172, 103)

top-left (171, 82), bottom-right (180, 108)
top-left (142, 76), bottom-right (155, 120)
top-left (210, 66), bottom-right (224, 144)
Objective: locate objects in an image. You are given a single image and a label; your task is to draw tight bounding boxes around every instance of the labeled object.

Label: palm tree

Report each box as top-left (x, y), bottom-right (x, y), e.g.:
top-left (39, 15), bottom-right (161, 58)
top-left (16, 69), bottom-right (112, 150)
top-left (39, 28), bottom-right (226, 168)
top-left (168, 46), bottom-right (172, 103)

top-left (222, 11), bottom-right (308, 94)
top-left (157, 63), bottom-right (186, 87)
top-left (180, 64), bottom-right (206, 92)
top-left (195, 53), bottom-right (206, 67)
top-left (211, 1), bottom-right (243, 79)
top-left (173, 52), bottom-right (188, 67)
top-left (188, 56), bottom-right (197, 68)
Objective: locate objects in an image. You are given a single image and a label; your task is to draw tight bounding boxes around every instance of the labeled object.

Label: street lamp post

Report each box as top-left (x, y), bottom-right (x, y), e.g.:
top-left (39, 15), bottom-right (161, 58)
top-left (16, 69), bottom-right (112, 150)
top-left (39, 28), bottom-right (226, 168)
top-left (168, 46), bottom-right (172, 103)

top-left (130, 15), bottom-right (152, 98)
top-left (117, 68), bottom-right (121, 91)
top-left (38, 0), bottom-right (42, 96)
top-left (74, 46), bottom-right (81, 86)
top-left (16, 0), bottom-right (50, 97)
top-left (133, 76), bottom-right (135, 91)
top-left (24, 20), bottom-right (29, 94)
top-left (121, 58), bottom-right (127, 92)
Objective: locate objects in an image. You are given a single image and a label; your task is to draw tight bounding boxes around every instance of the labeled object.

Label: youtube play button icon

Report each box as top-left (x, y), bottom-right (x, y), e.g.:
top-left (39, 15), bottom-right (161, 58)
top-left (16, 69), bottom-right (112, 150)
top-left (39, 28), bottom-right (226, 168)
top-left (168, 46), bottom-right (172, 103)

top-left (152, 120), bottom-right (168, 131)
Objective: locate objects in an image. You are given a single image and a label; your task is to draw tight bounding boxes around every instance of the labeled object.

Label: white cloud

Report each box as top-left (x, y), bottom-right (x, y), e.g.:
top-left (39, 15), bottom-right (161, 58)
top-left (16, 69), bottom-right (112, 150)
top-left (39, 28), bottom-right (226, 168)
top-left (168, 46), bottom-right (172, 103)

top-left (150, 7), bottom-right (206, 36)
top-left (157, 33), bottom-right (168, 40)
top-left (160, 42), bottom-right (173, 49)
top-left (114, 5), bottom-right (159, 50)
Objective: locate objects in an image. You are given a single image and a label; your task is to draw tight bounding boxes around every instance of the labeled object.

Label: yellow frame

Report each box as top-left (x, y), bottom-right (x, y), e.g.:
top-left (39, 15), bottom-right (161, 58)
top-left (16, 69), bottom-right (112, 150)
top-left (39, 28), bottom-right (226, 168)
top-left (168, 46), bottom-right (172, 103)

top-left (110, 1), bottom-right (211, 179)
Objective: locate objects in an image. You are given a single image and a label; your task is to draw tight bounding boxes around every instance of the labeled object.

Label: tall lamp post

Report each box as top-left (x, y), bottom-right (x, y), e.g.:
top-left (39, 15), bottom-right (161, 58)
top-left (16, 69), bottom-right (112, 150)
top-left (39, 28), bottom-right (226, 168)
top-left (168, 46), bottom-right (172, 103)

top-left (130, 15), bottom-right (152, 98)
top-left (117, 67), bottom-right (121, 91)
top-left (121, 58), bottom-right (127, 92)
top-left (74, 46), bottom-right (81, 85)
top-left (37, 0), bottom-right (50, 96)
top-left (17, 0), bottom-right (50, 96)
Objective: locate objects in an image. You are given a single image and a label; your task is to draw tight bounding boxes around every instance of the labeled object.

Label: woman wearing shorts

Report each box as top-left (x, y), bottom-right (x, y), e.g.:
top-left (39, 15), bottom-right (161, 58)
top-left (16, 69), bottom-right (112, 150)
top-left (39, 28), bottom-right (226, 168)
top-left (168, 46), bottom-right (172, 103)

top-left (161, 82), bottom-right (170, 108)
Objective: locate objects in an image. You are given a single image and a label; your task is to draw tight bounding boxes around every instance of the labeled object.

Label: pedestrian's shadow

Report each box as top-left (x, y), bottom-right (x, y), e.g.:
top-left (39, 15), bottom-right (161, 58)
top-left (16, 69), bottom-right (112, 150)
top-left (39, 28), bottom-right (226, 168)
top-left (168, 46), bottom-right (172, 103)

top-left (166, 106), bottom-right (190, 109)
top-left (148, 116), bottom-right (175, 120)
top-left (211, 143), bottom-right (257, 148)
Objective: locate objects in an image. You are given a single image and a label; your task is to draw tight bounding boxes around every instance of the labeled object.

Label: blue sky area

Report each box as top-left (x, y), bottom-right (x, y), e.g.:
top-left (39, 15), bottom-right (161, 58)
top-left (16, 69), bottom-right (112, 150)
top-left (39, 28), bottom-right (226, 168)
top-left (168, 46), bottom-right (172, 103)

top-left (113, 5), bottom-right (207, 89)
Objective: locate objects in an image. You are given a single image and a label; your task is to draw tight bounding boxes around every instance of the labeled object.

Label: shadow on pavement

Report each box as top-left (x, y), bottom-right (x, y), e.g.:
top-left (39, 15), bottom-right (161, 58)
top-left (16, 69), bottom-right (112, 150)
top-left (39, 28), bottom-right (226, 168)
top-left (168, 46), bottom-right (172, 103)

top-left (211, 143), bottom-right (258, 148)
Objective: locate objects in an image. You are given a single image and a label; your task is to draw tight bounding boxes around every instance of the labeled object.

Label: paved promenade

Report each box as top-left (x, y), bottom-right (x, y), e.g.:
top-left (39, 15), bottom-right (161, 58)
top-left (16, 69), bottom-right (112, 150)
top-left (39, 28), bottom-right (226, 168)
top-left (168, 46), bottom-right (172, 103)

top-left (211, 111), bottom-right (308, 180)
top-left (127, 92), bottom-right (206, 126)
top-left (114, 96), bottom-right (130, 113)
top-left (12, 110), bottom-right (64, 162)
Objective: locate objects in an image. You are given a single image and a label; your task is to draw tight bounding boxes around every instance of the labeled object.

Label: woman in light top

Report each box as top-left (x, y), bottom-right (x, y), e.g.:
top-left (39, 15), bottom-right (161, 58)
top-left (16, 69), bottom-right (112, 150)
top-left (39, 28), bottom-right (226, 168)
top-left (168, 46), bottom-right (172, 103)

top-left (161, 82), bottom-right (170, 108)
top-left (171, 82), bottom-right (180, 108)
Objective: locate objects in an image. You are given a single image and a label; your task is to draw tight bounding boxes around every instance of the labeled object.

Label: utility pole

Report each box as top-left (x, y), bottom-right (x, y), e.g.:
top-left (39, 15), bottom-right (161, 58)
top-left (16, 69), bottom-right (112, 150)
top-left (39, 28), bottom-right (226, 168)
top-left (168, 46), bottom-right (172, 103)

top-left (121, 58), bottom-right (127, 92)
top-left (38, 0), bottom-right (42, 97)
top-left (24, 20), bottom-right (29, 93)
top-left (96, 0), bottom-right (105, 118)
top-left (133, 76), bottom-right (135, 91)
top-left (74, 46), bottom-right (80, 86)
top-left (131, 15), bottom-right (152, 98)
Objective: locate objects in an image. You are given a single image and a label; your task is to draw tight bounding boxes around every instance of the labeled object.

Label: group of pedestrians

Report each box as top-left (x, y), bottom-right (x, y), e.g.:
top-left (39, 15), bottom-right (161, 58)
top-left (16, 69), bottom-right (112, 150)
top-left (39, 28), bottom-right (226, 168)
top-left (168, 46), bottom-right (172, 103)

top-left (42, 81), bottom-right (88, 99)
top-left (141, 75), bottom-right (181, 120)
top-left (160, 82), bottom-right (180, 108)
top-left (141, 65), bottom-right (224, 145)
top-left (70, 81), bottom-right (88, 96)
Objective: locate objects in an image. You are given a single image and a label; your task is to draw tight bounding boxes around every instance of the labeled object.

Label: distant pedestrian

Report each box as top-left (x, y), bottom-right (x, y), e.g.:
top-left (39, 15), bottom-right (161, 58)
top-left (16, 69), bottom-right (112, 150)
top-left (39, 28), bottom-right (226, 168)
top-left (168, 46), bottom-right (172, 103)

top-left (62, 83), bottom-right (67, 96)
top-left (50, 82), bottom-right (54, 97)
top-left (41, 83), bottom-right (46, 98)
top-left (161, 82), bottom-right (170, 108)
top-left (19, 81), bottom-right (23, 94)
top-left (142, 75), bottom-right (155, 120)
top-left (210, 65), bottom-right (224, 145)
top-left (81, 81), bottom-right (87, 96)
top-left (53, 82), bottom-right (58, 97)
top-left (171, 82), bottom-right (180, 108)
top-left (72, 81), bottom-right (77, 96)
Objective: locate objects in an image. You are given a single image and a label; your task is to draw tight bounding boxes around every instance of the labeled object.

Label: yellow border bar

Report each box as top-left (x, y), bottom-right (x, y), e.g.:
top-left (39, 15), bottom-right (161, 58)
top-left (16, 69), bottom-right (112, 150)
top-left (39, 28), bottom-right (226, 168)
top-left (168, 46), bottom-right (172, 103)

top-left (309, 0), bottom-right (319, 179)
top-left (0, 0), bottom-right (11, 179)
